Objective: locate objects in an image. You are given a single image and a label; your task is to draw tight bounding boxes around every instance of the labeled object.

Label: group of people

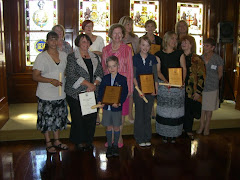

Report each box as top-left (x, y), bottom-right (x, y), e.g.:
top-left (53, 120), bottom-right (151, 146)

top-left (32, 17), bottom-right (223, 157)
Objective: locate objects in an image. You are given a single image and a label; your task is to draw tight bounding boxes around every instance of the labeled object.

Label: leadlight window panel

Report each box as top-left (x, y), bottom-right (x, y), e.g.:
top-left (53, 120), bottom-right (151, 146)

top-left (79, 0), bottom-right (110, 45)
top-left (25, 0), bottom-right (58, 66)
top-left (130, 0), bottom-right (159, 34)
top-left (176, 2), bottom-right (203, 55)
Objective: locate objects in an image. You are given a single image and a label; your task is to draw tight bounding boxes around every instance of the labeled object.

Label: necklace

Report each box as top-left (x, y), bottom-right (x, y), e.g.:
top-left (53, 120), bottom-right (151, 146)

top-left (112, 44), bottom-right (120, 51)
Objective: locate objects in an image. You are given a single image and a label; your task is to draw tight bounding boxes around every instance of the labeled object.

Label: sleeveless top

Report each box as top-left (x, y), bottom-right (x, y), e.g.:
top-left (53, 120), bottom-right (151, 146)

top-left (155, 50), bottom-right (183, 81)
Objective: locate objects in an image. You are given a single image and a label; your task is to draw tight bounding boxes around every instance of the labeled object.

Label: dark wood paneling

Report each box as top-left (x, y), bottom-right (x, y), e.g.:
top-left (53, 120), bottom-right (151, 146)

top-left (2, 0), bottom-right (240, 104)
top-left (8, 74), bottom-right (37, 103)
top-left (0, 0), bottom-right (9, 128)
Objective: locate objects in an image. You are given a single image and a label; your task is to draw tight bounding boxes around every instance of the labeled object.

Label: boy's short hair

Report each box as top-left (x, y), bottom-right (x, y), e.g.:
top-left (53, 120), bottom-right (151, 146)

top-left (106, 55), bottom-right (119, 66)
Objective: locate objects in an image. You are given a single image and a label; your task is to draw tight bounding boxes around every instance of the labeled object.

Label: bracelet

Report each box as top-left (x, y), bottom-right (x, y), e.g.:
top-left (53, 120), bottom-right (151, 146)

top-left (94, 82), bottom-right (97, 86)
top-left (50, 79), bottom-right (53, 84)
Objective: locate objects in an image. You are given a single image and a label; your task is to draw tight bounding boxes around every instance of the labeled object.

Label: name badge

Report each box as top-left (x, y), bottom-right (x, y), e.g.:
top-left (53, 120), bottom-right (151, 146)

top-left (211, 65), bottom-right (217, 70)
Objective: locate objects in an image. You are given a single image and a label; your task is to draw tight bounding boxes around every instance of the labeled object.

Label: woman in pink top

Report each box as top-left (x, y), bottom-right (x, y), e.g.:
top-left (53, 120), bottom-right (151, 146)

top-left (102, 24), bottom-right (133, 148)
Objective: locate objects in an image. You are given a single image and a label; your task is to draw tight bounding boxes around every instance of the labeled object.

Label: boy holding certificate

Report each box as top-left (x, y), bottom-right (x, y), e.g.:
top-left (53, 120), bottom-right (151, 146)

top-left (133, 36), bottom-right (158, 147)
top-left (97, 56), bottom-right (128, 158)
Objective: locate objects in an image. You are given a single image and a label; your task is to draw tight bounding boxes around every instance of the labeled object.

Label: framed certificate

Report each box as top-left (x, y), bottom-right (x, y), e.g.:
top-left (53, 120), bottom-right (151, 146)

top-left (127, 43), bottom-right (134, 56)
top-left (139, 74), bottom-right (155, 94)
top-left (149, 44), bottom-right (161, 55)
top-left (102, 86), bottom-right (122, 105)
top-left (79, 91), bottom-right (97, 116)
top-left (168, 68), bottom-right (183, 86)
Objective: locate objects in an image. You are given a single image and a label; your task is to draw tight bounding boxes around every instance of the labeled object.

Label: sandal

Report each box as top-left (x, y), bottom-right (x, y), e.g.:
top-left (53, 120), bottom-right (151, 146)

top-left (54, 139), bottom-right (68, 150)
top-left (46, 141), bottom-right (56, 154)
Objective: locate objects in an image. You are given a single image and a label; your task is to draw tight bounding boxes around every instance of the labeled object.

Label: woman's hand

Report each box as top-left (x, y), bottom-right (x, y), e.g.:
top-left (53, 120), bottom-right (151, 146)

top-left (98, 102), bottom-right (105, 108)
top-left (112, 103), bottom-right (121, 108)
top-left (50, 79), bottom-right (62, 87)
top-left (192, 93), bottom-right (200, 101)
top-left (127, 93), bottom-right (132, 98)
top-left (86, 83), bottom-right (96, 92)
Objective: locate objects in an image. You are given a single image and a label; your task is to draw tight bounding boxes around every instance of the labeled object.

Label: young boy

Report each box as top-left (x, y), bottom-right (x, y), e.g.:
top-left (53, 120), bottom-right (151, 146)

top-left (97, 55), bottom-right (128, 158)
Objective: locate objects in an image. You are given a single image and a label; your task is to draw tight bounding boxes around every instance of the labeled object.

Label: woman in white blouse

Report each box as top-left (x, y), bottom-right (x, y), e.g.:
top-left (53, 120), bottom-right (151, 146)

top-left (82, 20), bottom-right (105, 57)
top-left (32, 31), bottom-right (68, 154)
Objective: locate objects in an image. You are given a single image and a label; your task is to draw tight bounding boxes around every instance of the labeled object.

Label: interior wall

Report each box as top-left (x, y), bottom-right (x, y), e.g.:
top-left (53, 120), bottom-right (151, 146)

top-left (2, 0), bottom-right (239, 104)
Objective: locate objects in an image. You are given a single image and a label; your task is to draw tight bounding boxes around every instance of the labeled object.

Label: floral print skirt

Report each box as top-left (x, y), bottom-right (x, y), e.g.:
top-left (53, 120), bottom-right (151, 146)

top-left (37, 98), bottom-right (68, 133)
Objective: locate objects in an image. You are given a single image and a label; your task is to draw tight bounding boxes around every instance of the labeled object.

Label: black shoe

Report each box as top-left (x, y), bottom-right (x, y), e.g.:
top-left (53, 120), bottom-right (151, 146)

top-left (162, 136), bottom-right (168, 143)
top-left (170, 137), bottom-right (176, 144)
top-left (75, 144), bottom-right (85, 151)
top-left (112, 145), bottom-right (119, 157)
top-left (106, 147), bottom-right (113, 158)
top-left (84, 144), bottom-right (94, 151)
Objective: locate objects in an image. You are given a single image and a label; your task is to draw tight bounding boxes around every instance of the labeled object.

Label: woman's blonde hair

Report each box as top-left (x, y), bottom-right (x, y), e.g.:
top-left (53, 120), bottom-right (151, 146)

top-left (162, 31), bottom-right (177, 50)
top-left (175, 20), bottom-right (188, 35)
top-left (118, 16), bottom-right (135, 38)
top-left (52, 24), bottom-right (66, 38)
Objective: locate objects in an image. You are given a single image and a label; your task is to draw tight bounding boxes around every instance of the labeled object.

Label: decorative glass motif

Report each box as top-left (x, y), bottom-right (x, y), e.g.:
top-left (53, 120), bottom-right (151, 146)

top-left (79, 0), bottom-right (110, 44)
top-left (176, 2), bottom-right (203, 55)
top-left (25, 0), bottom-right (58, 66)
top-left (130, 0), bottom-right (159, 33)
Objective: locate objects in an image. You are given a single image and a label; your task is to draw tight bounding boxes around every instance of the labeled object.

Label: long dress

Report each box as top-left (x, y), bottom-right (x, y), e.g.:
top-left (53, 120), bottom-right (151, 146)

top-left (155, 50), bottom-right (185, 137)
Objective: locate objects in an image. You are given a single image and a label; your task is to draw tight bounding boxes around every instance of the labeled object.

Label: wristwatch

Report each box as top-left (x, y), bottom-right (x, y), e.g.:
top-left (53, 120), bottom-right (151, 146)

top-left (94, 82), bottom-right (97, 86)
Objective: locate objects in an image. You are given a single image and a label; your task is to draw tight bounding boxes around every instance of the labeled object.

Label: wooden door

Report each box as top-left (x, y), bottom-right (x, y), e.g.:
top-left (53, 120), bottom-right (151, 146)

top-left (0, 0), bottom-right (9, 129)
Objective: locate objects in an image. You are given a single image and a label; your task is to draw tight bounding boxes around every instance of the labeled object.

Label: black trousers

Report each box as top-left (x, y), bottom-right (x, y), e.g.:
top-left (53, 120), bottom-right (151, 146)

top-left (183, 97), bottom-right (194, 133)
top-left (66, 95), bottom-right (97, 144)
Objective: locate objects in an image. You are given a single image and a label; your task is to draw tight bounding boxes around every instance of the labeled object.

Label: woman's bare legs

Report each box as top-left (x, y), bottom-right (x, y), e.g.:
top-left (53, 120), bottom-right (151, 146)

top-left (203, 111), bottom-right (212, 135)
top-left (196, 110), bottom-right (205, 134)
top-left (44, 131), bottom-right (56, 153)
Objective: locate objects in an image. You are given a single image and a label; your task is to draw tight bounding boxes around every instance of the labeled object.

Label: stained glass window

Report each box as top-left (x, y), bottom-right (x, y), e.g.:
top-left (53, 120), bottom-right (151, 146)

top-left (130, 0), bottom-right (159, 37)
top-left (176, 2), bottom-right (203, 55)
top-left (79, 0), bottom-right (110, 45)
top-left (25, 0), bottom-right (58, 66)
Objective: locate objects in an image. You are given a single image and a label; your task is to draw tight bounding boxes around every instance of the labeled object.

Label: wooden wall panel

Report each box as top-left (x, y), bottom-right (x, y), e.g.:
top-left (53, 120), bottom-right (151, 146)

top-left (0, 0), bottom-right (8, 128)
top-left (2, 0), bottom-right (240, 105)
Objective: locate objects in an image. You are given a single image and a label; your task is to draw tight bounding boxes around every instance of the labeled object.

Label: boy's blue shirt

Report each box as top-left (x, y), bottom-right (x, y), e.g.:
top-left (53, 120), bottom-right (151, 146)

top-left (98, 73), bottom-right (128, 111)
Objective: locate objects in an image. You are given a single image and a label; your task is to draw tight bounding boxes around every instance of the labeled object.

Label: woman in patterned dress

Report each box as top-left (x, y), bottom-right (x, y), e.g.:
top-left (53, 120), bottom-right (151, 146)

top-left (155, 31), bottom-right (186, 143)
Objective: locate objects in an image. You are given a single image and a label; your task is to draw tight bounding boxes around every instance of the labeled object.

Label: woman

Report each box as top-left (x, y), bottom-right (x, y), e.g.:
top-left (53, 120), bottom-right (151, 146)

top-left (32, 31), bottom-right (68, 154)
top-left (102, 24), bottom-right (133, 148)
top-left (82, 20), bottom-right (105, 56)
top-left (197, 38), bottom-right (223, 136)
top-left (144, 20), bottom-right (162, 45)
top-left (155, 31), bottom-right (186, 143)
top-left (82, 20), bottom-right (105, 125)
top-left (118, 16), bottom-right (139, 123)
top-left (181, 35), bottom-right (205, 139)
top-left (65, 34), bottom-right (104, 150)
top-left (52, 24), bottom-right (72, 54)
top-left (119, 16), bottom-right (139, 54)
top-left (175, 20), bottom-right (188, 49)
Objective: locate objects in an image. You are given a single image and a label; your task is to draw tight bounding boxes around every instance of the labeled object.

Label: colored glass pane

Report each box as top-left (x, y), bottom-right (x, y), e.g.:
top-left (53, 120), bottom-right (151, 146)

top-left (79, 0), bottom-right (110, 45)
top-left (177, 2), bottom-right (203, 55)
top-left (130, 0), bottom-right (159, 33)
top-left (25, 0), bottom-right (58, 66)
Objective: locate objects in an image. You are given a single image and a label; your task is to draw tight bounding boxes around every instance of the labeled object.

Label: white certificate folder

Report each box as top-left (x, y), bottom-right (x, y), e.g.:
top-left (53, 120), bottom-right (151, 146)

top-left (79, 91), bottom-right (97, 116)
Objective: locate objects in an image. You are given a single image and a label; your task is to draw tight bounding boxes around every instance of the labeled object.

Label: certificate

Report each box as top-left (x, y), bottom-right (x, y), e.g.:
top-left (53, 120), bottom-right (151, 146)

top-left (139, 74), bottom-right (155, 94)
top-left (168, 68), bottom-right (183, 86)
top-left (127, 43), bottom-right (134, 56)
top-left (102, 86), bottom-right (122, 105)
top-left (79, 91), bottom-right (97, 116)
top-left (149, 44), bottom-right (161, 55)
